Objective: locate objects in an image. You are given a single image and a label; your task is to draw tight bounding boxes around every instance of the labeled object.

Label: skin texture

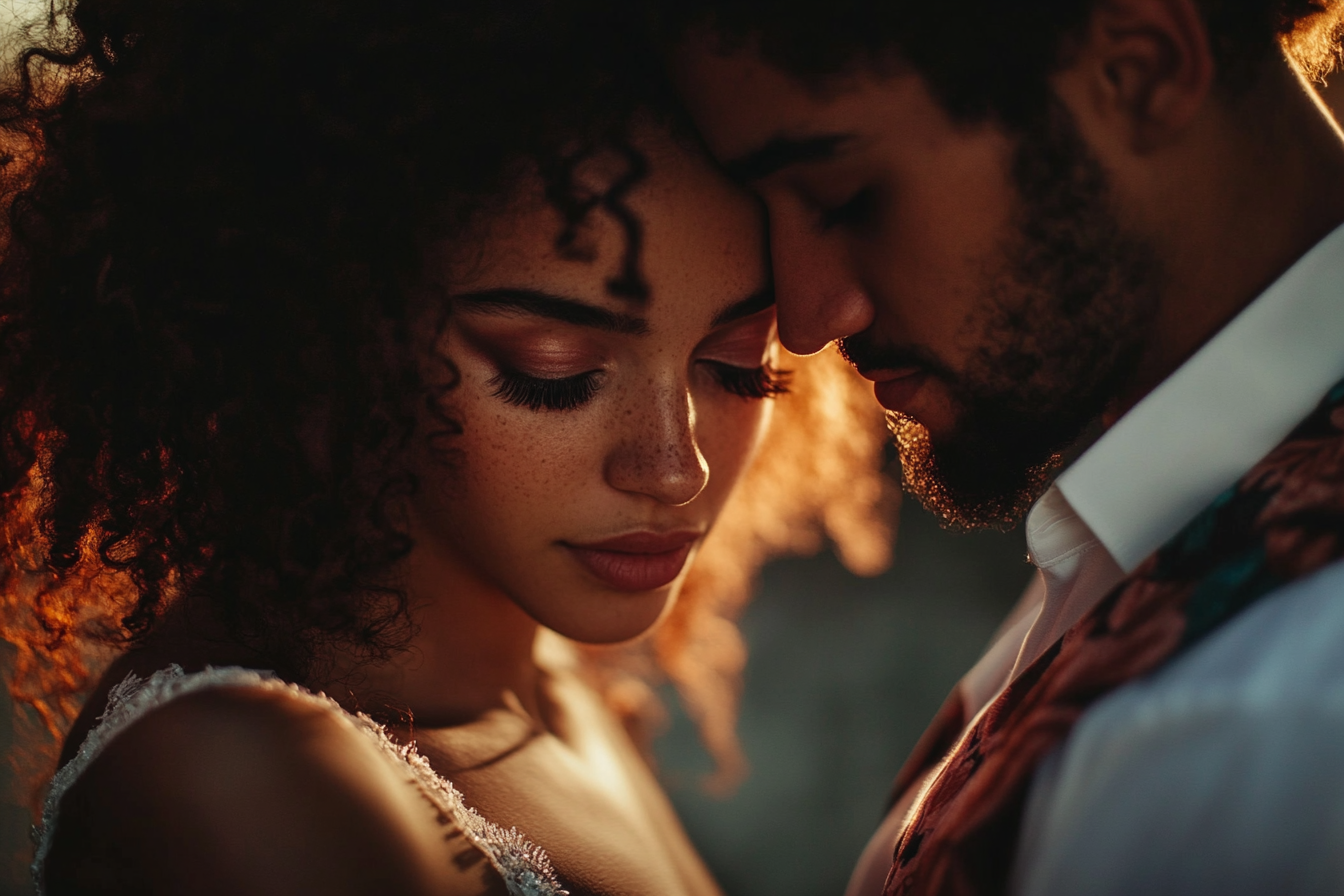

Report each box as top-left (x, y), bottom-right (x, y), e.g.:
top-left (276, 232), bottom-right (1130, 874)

top-left (47, 127), bottom-right (770, 896)
top-left (351, 126), bottom-right (776, 728)
top-left (45, 688), bottom-right (496, 896)
top-left (411, 130), bottom-right (774, 650)
top-left (672, 0), bottom-right (1344, 526)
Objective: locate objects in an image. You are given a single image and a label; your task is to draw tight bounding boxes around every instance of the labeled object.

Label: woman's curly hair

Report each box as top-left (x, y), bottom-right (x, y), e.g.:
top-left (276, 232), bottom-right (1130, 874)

top-left (0, 0), bottom-right (895, 785)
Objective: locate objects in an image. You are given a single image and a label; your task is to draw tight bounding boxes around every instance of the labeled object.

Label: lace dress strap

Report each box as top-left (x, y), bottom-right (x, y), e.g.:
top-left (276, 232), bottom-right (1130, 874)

top-left (32, 665), bottom-right (568, 896)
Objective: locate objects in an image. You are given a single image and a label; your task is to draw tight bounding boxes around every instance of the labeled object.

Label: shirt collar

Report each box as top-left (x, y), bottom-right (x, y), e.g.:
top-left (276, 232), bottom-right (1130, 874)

top-left (1047, 220), bottom-right (1344, 573)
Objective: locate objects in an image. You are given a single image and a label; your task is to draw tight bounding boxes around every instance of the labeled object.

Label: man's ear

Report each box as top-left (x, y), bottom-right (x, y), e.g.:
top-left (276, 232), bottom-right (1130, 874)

top-left (1053, 0), bottom-right (1215, 153)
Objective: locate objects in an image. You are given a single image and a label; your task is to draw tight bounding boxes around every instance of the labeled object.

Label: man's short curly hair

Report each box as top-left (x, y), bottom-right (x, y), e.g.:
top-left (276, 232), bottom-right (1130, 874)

top-left (660, 0), bottom-right (1344, 125)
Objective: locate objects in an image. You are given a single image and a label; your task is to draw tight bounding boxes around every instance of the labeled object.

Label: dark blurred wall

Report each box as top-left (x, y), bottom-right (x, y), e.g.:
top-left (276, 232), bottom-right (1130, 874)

top-left (656, 503), bottom-right (1028, 896)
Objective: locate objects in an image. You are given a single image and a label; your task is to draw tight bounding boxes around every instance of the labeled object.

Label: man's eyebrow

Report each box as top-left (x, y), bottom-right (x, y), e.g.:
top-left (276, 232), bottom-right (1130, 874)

top-left (451, 288), bottom-right (649, 335)
top-left (711, 286), bottom-right (776, 328)
top-left (724, 134), bottom-right (854, 182)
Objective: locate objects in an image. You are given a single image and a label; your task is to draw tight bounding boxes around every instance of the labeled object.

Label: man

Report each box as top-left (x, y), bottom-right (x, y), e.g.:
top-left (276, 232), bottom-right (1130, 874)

top-left (666, 2), bottom-right (1344, 894)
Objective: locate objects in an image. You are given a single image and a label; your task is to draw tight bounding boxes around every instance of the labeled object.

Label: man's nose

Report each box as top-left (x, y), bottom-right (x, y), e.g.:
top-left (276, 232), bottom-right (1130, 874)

top-left (771, 217), bottom-right (875, 355)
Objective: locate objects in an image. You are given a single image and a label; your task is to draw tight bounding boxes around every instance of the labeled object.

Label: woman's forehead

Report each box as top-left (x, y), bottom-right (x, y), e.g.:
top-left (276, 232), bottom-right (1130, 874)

top-left (438, 137), bottom-right (766, 324)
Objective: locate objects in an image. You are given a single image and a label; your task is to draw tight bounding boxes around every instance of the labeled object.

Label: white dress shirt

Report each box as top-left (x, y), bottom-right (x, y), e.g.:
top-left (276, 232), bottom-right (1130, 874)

top-left (846, 220), bottom-right (1344, 896)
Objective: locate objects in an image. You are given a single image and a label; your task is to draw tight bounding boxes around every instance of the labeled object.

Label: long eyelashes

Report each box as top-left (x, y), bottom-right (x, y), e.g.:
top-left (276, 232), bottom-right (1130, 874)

top-left (491, 362), bottom-right (791, 412)
top-left (490, 369), bottom-right (601, 411)
top-left (704, 361), bottom-right (792, 399)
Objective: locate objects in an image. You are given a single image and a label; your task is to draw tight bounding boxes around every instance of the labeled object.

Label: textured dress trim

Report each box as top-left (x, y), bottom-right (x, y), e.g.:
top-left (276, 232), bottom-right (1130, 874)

top-left (31, 664), bottom-right (568, 896)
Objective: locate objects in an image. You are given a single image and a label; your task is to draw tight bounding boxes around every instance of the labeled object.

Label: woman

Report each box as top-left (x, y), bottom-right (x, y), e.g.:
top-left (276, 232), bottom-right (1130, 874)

top-left (0, 1), bottom-right (894, 893)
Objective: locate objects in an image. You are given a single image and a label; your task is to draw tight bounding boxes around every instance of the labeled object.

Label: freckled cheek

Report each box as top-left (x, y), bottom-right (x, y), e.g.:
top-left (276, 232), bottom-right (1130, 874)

top-left (449, 376), bottom-right (612, 510)
top-left (694, 395), bottom-right (772, 507)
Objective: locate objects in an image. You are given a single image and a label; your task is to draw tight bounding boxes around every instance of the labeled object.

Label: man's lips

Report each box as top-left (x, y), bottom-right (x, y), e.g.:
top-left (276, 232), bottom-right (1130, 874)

top-left (860, 367), bottom-right (930, 415)
top-left (563, 531), bottom-right (701, 592)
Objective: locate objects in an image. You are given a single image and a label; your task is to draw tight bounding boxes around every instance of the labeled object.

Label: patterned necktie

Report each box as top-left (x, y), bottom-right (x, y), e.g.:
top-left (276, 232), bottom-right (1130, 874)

top-left (884, 378), bottom-right (1344, 896)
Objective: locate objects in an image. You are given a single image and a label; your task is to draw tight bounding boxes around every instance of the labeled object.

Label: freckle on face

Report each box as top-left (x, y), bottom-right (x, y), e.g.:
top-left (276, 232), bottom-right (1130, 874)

top-left (407, 125), bottom-right (773, 644)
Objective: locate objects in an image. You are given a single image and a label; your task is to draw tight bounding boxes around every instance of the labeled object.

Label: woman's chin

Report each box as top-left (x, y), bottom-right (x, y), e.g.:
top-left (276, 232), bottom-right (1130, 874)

top-left (523, 583), bottom-right (680, 646)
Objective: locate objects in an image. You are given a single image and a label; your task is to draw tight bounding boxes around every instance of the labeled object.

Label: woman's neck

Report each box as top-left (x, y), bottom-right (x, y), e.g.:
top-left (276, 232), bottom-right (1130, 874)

top-left (340, 537), bottom-right (545, 727)
top-left (133, 517), bottom-right (544, 727)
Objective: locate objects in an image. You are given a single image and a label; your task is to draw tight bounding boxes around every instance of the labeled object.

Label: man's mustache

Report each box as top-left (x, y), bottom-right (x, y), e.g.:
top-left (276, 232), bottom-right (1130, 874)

top-left (837, 332), bottom-right (955, 382)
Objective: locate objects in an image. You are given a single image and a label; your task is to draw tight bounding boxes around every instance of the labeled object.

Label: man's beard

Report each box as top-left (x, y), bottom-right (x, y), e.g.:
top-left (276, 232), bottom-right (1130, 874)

top-left (844, 102), bottom-right (1163, 530)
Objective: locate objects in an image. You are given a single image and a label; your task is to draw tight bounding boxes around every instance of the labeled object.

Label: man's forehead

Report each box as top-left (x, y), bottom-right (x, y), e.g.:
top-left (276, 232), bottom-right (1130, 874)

top-left (671, 36), bottom-right (845, 160)
top-left (671, 34), bottom-right (916, 168)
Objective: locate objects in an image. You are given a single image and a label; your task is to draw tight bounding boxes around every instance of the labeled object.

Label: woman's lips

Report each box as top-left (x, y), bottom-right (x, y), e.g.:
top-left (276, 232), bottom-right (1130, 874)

top-left (564, 531), bottom-right (700, 592)
top-left (868, 368), bottom-right (930, 416)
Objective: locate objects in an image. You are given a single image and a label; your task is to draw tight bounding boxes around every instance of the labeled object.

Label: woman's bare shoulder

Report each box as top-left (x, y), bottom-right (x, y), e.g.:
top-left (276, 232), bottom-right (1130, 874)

top-left (43, 683), bottom-right (508, 896)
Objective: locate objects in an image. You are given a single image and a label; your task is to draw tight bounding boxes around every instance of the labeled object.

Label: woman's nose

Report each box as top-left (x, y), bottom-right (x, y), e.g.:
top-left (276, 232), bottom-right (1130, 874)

top-left (604, 381), bottom-right (709, 506)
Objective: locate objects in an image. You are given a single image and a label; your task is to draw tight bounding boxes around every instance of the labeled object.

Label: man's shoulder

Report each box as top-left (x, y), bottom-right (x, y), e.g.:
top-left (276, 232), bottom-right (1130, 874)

top-left (1013, 557), bottom-right (1344, 896)
top-left (1118, 554), bottom-right (1344, 711)
top-left (1059, 554), bottom-right (1344, 775)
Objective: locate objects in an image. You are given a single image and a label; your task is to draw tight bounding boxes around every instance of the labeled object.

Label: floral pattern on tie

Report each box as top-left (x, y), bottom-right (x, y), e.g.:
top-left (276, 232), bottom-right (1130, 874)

top-left (884, 379), bottom-right (1344, 896)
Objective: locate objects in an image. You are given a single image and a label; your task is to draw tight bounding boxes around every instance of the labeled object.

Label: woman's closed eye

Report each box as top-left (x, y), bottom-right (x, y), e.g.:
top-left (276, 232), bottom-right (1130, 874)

top-left (454, 319), bottom-right (607, 412)
top-left (490, 367), bottom-right (603, 412)
top-left (694, 306), bottom-right (789, 400)
top-left (492, 360), bottom-right (789, 409)
top-left (702, 360), bottom-right (791, 399)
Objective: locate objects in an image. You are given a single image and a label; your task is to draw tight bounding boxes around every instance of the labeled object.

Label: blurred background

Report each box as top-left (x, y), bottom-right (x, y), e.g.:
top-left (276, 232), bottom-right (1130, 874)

top-left (654, 506), bottom-right (1027, 896)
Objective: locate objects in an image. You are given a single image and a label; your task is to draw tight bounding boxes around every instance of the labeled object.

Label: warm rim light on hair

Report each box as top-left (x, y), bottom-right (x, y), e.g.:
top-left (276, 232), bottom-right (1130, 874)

top-left (885, 411), bottom-right (1059, 533)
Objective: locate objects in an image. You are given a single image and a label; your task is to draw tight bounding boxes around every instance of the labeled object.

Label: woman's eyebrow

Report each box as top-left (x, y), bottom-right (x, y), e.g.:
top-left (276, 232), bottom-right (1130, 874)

top-left (452, 288), bottom-right (649, 335)
top-left (711, 287), bottom-right (776, 327)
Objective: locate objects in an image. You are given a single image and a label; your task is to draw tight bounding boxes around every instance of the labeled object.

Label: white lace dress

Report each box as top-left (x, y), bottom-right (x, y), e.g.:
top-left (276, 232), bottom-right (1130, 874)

top-left (31, 665), bottom-right (569, 896)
